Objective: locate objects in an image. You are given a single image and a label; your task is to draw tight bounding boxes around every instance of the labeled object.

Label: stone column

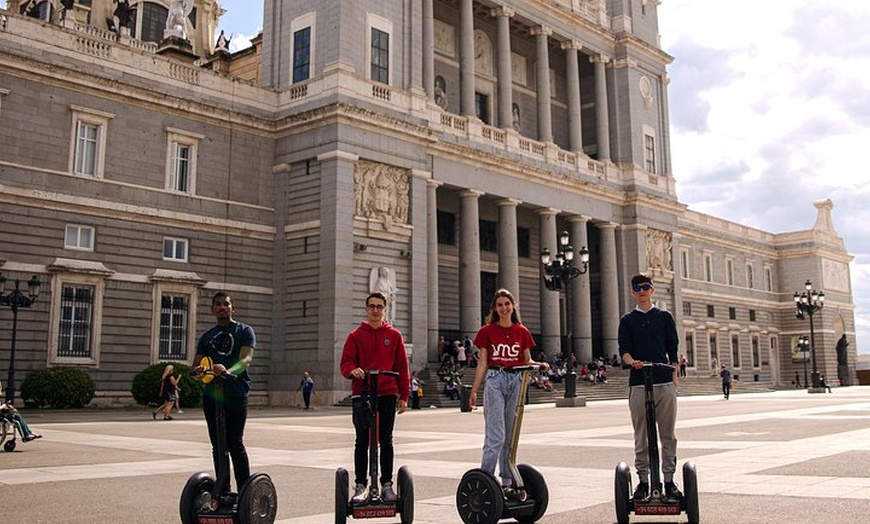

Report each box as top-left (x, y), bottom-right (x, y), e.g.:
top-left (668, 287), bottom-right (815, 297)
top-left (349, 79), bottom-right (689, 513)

top-left (598, 222), bottom-right (619, 358)
top-left (538, 208), bottom-right (561, 358)
top-left (423, 0), bottom-right (435, 100)
top-left (316, 150), bottom-right (359, 405)
top-left (532, 26), bottom-right (553, 142)
top-left (409, 170), bottom-right (431, 371)
top-left (460, 189), bottom-right (484, 338)
top-left (592, 54), bottom-right (611, 161)
top-left (570, 216), bottom-right (592, 363)
top-left (497, 198), bottom-right (521, 295)
top-left (459, 0), bottom-right (476, 116)
top-left (492, 6), bottom-right (515, 129)
top-left (426, 179), bottom-right (443, 364)
top-left (563, 40), bottom-right (583, 153)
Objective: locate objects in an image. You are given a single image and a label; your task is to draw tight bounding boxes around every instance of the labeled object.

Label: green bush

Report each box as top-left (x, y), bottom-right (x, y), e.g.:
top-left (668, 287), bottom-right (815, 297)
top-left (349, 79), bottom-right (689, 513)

top-left (131, 362), bottom-right (203, 408)
top-left (20, 367), bottom-right (96, 408)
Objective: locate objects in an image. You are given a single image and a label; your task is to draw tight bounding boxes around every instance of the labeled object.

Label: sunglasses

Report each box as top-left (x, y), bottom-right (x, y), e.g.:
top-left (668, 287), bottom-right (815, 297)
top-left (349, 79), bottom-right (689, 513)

top-left (632, 284), bottom-right (653, 292)
top-left (366, 304), bottom-right (386, 311)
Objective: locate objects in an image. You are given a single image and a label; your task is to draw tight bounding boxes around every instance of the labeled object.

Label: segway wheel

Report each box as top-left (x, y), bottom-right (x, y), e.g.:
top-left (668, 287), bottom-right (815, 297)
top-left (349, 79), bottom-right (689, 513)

top-left (179, 472), bottom-right (215, 524)
top-left (683, 461), bottom-right (700, 524)
top-left (398, 465), bottom-right (415, 524)
top-left (4, 439), bottom-right (16, 452)
top-left (516, 464), bottom-right (549, 523)
top-left (238, 473), bottom-right (278, 524)
top-left (335, 467), bottom-right (349, 524)
top-left (614, 462), bottom-right (631, 524)
top-left (456, 469), bottom-right (504, 524)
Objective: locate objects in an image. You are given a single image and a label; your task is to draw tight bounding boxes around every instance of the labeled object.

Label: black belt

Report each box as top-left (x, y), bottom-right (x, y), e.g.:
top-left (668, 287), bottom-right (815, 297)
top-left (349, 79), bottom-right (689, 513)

top-left (488, 366), bottom-right (518, 373)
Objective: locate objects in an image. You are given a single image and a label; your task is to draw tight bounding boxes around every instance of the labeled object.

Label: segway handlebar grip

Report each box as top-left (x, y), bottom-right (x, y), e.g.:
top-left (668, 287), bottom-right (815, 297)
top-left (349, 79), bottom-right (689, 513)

top-left (366, 370), bottom-right (400, 378)
top-left (509, 364), bottom-right (540, 372)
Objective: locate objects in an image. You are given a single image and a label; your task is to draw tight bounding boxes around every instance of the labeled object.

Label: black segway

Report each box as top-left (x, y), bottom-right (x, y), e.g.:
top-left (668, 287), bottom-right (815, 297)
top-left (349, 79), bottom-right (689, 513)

top-left (335, 370), bottom-right (414, 524)
top-left (614, 362), bottom-right (699, 524)
top-left (455, 365), bottom-right (549, 524)
top-left (180, 357), bottom-right (278, 524)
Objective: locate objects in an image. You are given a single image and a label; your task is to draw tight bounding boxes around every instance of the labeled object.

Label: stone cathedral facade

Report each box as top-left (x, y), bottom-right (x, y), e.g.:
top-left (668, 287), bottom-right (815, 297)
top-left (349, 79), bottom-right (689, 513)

top-left (0, 0), bottom-right (857, 406)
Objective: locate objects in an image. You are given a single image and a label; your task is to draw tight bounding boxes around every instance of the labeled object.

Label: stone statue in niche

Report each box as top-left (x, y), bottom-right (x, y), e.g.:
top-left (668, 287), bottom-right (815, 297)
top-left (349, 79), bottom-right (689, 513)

top-left (370, 266), bottom-right (398, 326)
top-left (353, 160), bottom-right (409, 231)
top-left (434, 75), bottom-right (448, 109)
top-left (646, 229), bottom-right (672, 275)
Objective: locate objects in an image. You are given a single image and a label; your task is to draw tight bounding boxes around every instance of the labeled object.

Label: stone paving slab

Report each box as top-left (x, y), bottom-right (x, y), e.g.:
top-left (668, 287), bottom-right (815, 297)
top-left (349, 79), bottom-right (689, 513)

top-left (2, 388), bottom-right (870, 523)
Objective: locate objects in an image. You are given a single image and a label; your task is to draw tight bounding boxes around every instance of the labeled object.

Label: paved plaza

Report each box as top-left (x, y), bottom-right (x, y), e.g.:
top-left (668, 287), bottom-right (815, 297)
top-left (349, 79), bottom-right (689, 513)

top-left (2, 387), bottom-right (869, 523)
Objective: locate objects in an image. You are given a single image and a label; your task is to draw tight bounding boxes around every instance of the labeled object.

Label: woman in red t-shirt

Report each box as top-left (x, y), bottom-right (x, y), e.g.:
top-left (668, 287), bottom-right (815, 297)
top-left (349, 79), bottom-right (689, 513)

top-left (469, 289), bottom-right (549, 489)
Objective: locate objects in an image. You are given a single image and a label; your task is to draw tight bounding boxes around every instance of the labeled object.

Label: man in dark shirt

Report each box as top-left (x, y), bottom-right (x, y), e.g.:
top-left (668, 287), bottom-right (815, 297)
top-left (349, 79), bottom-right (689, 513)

top-left (618, 274), bottom-right (681, 501)
top-left (720, 365), bottom-right (732, 399)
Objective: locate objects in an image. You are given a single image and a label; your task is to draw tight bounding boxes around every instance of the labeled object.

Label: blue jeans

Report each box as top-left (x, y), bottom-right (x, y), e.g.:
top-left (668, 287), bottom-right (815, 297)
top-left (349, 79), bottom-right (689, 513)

top-left (481, 369), bottom-right (522, 486)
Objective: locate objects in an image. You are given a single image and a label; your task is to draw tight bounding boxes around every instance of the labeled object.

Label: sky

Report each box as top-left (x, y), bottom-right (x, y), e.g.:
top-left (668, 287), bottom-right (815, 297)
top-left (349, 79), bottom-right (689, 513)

top-left (3, 1), bottom-right (867, 353)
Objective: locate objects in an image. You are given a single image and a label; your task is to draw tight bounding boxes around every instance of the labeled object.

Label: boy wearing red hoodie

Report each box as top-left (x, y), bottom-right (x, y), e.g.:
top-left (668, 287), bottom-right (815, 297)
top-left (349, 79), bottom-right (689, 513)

top-left (340, 291), bottom-right (410, 504)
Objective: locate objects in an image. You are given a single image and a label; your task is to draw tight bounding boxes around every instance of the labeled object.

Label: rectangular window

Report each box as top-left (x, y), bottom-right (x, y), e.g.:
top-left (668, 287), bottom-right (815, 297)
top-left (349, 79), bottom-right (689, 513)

top-left (292, 27), bottom-right (311, 83)
top-left (726, 259), bottom-right (734, 286)
top-left (749, 309), bottom-right (757, 322)
top-left (159, 293), bottom-right (189, 361)
top-left (57, 284), bottom-right (94, 358)
top-left (517, 228), bottom-right (531, 258)
top-left (480, 219), bottom-right (497, 252)
top-left (163, 237), bottom-right (189, 262)
top-left (704, 253), bottom-right (713, 282)
top-left (680, 248), bottom-right (689, 279)
top-left (644, 134), bottom-right (656, 173)
top-left (70, 106), bottom-right (114, 178)
top-left (74, 121), bottom-right (99, 176)
top-left (746, 263), bottom-right (755, 289)
top-left (729, 307), bottom-right (736, 320)
top-left (706, 304), bottom-right (715, 318)
top-left (682, 302), bottom-right (692, 316)
top-left (685, 332), bottom-right (695, 367)
top-left (437, 211), bottom-right (456, 245)
top-left (475, 92), bottom-right (490, 125)
top-left (709, 332), bottom-right (718, 363)
top-left (370, 27), bottom-right (390, 84)
top-left (751, 335), bottom-right (760, 367)
top-left (764, 266), bottom-right (773, 292)
top-left (170, 142), bottom-right (192, 192)
top-left (731, 334), bottom-right (740, 368)
top-left (64, 224), bottom-right (95, 251)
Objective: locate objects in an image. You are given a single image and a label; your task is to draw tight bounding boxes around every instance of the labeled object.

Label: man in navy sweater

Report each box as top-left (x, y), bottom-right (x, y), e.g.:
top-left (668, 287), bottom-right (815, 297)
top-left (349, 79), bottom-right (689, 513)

top-left (618, 274), bottom-right (681, 501)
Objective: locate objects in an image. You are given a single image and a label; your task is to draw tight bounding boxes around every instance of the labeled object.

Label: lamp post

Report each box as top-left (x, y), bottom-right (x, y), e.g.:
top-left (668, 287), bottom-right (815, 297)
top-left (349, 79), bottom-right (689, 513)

top-left (541, 230), bottom-right (589, 398)
top-left (797, 335), bottom-right (810, 389)
top-left (794, 279), bottom-right (825, 390)
top-left (0, 274), bottom-right (42, 403)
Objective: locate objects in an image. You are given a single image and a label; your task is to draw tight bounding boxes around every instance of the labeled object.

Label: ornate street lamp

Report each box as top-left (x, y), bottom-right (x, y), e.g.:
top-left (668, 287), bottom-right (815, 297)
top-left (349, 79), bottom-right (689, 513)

top-left (0, 273), bottom-right (42, 403)
top-left (797, 335), bottom-right (810, 390)
top-left (541, 230), bottom-right (589, 398)
top-left (794, 279), bottom-right (825, 390)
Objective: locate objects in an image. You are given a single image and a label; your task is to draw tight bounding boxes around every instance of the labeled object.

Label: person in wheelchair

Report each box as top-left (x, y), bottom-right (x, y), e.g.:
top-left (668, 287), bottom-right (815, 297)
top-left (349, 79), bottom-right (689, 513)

top-left (0, 381), bottom-right (42, 442)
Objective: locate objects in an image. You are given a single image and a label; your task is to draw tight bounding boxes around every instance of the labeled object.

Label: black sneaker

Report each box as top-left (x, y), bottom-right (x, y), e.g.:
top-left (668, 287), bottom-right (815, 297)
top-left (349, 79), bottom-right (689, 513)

top-left (381, 482), bottom-right (397, 503)
top-left (664, 481), bottom-right (683, 500)
top-left (632, 482), bottom-right (649, 500)
top-left (351, 483), bottom-right (368, 504)
top-left (502, 486), bottom-right (527, 502)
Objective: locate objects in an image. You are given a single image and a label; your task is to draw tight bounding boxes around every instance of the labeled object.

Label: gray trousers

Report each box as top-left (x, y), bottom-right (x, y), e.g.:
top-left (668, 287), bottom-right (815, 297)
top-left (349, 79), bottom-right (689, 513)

top-left (628, 382), bottom-right (678, 483)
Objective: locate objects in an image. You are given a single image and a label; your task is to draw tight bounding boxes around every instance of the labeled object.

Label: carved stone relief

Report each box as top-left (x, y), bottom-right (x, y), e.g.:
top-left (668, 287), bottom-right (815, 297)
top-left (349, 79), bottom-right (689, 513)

top-left (646, 229), bottom-right (673, 275)
top-left (354, 160), bottom-right (410, 231)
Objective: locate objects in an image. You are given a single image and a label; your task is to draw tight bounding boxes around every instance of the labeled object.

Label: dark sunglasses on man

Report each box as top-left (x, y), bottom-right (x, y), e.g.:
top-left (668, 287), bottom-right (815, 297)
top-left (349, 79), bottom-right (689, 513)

top-left (632, 283), bottom-right (653, 292)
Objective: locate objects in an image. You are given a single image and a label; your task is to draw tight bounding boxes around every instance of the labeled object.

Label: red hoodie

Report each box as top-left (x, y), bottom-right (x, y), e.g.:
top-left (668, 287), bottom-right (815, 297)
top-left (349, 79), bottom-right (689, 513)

top-left (340, 321), bottom-right (411, 402)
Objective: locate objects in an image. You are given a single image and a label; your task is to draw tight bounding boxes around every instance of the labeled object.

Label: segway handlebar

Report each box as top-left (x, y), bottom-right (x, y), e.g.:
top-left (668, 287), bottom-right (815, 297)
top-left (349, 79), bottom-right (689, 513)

top-left (508, 364), bottom-right (541, 372)
top-left (365, 370), bottom-right (400, 378)
top-left (621, 362), bottom-right (676, 371)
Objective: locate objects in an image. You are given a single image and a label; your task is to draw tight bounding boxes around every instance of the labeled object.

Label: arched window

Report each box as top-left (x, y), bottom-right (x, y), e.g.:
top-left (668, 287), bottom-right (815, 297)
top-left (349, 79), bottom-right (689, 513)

top-left (129, 2), bottom-right (168, 43)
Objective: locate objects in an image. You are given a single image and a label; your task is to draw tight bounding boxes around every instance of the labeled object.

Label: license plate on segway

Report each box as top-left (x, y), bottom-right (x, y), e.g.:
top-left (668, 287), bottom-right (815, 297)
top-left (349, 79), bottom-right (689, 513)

top-left (633, 501), bottom-right (682, 516)
top-left (352, 503), bottom-right (397, 519)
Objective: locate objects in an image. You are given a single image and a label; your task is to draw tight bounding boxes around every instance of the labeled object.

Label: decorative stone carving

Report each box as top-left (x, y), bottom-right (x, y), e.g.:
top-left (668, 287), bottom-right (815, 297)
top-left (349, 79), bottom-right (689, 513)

top-left (639, 76), bottom-right (653, 110)
top-left (822, 258), bottom-right (849, 292)
top-left (473, 30), bottom-right (492, 75)
top-left (164, 0), bottom-right (193, 41)
top-left (354, 160), bottom-right (410, 231)
top-left (646, 229), bottom-right (672, 275)
top-left (370, 266), bottom-right (398, 325)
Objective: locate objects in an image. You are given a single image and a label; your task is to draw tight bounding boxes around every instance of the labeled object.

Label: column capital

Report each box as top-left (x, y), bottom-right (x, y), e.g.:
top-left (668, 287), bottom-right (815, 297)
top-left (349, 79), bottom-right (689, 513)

top-left (489, 6), bottom-right (515, 18)
top-left (589, 53), bottom-right (611, 64)
top-left (459, 189), bottom-right (485, 199)
top-left (426, 178), bottom-right (444, 188)
top-left (410, 169), bottom-right (433, 180)
top-left (497, 197), bottom-right (522, 207)
top-left (529, 25), bottom-right (552, 37)
top-left (561, 40), bottom-right (583, 51)
top-left (596, 221), bottom-right (619, 230)
top-left (569, 215), bottom-right (591, 224)
top-left (537, 207), bottom-right (561, 217)
top-left (271, 163), bottom-right (292, 174)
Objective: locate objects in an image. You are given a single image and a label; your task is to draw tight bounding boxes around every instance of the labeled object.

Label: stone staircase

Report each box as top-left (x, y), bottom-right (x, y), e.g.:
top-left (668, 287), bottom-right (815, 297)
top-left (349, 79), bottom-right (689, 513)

top-left (335, 365), bottom-right (776, 407)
